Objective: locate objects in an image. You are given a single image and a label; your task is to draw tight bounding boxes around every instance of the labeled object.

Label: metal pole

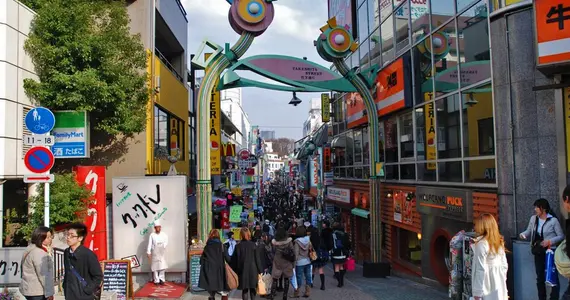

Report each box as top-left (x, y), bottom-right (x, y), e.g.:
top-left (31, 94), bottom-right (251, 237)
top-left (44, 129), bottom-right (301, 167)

top-left (44, 182), bottom-right (50, 226)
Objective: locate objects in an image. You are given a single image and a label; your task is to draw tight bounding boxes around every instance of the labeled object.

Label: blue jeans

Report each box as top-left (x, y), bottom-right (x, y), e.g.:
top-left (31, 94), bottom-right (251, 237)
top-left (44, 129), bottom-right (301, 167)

top-left (563, 281), bottom-right (570, 300)
top-left (295, 264), bottom-right (312, 287)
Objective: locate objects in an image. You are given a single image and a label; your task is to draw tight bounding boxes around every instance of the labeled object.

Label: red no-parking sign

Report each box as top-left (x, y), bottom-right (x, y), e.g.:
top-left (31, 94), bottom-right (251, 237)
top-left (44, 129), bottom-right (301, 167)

top-left (24, 146), bottom-right (55, 174)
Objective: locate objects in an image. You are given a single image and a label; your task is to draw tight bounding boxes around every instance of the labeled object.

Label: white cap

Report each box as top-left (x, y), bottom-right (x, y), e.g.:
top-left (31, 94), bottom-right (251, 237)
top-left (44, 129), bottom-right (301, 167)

top-left (304, 222), bottom-right (311, 227)
top-left (154, 220), bottom-right (161, 227)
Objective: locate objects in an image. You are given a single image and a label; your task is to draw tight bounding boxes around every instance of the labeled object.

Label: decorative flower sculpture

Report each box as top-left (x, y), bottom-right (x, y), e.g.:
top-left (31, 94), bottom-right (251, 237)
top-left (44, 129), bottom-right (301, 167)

top-left (228, 0), bottom-right (276, 36)
top-left (315, 17), bottom-right (358, 62)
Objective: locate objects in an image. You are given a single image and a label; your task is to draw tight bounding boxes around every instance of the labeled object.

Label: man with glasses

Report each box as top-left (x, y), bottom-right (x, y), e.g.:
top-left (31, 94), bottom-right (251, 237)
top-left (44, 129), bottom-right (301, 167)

top-left (62, 223), bottom-right (103, 300)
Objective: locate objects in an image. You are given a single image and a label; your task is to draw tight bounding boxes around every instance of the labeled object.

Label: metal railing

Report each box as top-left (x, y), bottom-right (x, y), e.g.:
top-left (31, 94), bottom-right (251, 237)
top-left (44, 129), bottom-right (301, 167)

top-left (53, 247), bottom-right (65, 284)
top-left (155, 48), bottom-right (184, 83)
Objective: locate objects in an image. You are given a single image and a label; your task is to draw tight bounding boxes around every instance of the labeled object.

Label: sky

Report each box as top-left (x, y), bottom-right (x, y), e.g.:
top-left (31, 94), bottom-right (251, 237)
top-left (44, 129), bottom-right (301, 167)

top-left (183, 0), bottom-right (329, 140)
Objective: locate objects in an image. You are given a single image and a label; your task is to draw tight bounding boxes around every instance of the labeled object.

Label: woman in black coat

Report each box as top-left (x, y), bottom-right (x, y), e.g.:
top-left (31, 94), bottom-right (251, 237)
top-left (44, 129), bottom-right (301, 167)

top-left (199, 229), bottom-right (229, 300)
top-left (234, 227), bottom-right (262, 300)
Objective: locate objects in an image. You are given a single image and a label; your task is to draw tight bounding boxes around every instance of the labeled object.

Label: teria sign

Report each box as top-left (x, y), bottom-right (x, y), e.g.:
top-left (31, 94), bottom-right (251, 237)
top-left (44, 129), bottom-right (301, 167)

top-left (534, 0), bottom-right (570, 66)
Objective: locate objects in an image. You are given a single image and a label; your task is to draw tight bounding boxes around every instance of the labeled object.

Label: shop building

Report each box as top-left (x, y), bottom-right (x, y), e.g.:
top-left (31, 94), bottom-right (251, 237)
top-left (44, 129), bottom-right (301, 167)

top-left (327, 0), bottom-right (510, 286)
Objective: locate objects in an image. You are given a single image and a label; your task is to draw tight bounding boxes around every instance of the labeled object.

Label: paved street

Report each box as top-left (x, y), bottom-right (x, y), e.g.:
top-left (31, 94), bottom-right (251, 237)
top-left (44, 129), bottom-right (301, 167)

top-left (181, 264), bottom-right (448, 300)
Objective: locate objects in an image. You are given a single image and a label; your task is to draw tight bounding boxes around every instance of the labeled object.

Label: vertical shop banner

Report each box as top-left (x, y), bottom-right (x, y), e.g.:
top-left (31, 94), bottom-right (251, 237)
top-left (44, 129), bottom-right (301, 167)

top-left (323, 146), bottom-right (332, 172)
top-left (74, 166), bottom-right (107, 260)
top-left (565, 88), bottom-right (570, 172)
top-left (393, 191), bottom-right (404, 223)
top-left (425, 102), bottom-right (436, 170)
top-left (210, 86), bottom-right (222, 175)
top-left (310, 155), bottom-right (319, 188)
top-left (321, 93), bottom-right (330, 123)
top-left (403, 193), bottom-right (415, 225)
top-left (534, 0), bottom-right (570, 66)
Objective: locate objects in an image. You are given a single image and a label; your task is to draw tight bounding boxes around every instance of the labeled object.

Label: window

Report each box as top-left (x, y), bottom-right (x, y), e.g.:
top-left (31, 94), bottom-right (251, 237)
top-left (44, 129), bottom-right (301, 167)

top-left (154, 106), bottom-right (185, 160)
top-left (385, 117), bottom-right (398, 163)
top-left (354, 129), bottom-right (363, 164)
top-left (478, 118), bottom-right (494, 155)
top-left (400, 113), bottom-right (414, 159)
top-left (394, 0), bottom-right (410, 53)
top-left (397, 228), bottom-right (422, 268)
top-left (358, 3), bottom-right (369, 41)
top-left (381, 15), bottom-right (394, 64)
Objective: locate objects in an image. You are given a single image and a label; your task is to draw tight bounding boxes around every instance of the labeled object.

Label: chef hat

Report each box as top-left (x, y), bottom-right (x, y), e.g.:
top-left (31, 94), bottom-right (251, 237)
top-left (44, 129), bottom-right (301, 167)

top-left (304, 222), bottom-right (311, 228)
top-left (153, 220), bottom-right (161, 227)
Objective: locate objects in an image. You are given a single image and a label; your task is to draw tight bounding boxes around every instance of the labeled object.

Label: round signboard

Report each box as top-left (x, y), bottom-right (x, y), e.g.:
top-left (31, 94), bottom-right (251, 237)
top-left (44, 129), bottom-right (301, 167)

top-left (239, 149), bottom-right (250, 160)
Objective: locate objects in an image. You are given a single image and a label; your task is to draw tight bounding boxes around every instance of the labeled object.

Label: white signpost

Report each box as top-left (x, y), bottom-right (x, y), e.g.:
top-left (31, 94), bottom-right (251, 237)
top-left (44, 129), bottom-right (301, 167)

top-left (23, 107), bottom-right (56, 226)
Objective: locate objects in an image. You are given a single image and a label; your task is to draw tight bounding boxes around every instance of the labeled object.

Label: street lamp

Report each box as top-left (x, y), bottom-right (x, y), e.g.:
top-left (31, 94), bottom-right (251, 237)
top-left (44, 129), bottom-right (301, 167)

top-left (289, 92), bottom-right (302, 106)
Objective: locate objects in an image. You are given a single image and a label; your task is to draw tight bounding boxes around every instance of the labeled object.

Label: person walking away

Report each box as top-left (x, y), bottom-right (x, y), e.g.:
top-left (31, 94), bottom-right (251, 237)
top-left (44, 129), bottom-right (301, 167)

top-left (270, 228), bottom-right (295, 300)
top-left (235, 227), bottom-right (263, 300)
top-left (320, 221), bottom-right (334, 251)
top-left (199, 229), bottom-right (229, 300)
top-left (471, 214), bottom-right (508, 300)
top-left (520, 198), bottom-right (564, 300)
top-left (293, 226), bottom-right (312, 298)
top-left (331, 222), bottom-right (350, 287)
top-left (147, 220), bottom-right (169, 285)
top-left (254, 231), bottom-right (273, 273)
top-left (20, 226), bottom-right (55, 300)
top-left (62, 223), bottom-right (103, 300)
top-left (555, 185), bottom-right (570, 299)
top-left (310, 226), bottom-right (328, 290)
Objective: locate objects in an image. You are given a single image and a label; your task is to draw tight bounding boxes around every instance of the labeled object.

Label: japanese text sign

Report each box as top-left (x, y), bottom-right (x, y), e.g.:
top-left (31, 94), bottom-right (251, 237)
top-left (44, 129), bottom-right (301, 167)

top-left (535, 0), bottom-right (570, 66)
top-left (321, 93), bottom-right (330, 123)
top-left (229, 205), bottom-right (243, 223)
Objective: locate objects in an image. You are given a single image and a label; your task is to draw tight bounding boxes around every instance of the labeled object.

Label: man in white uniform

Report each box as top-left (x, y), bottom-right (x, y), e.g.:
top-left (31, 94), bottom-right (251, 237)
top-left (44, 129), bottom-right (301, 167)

top-left (147, 220), bottom-right (168, 285)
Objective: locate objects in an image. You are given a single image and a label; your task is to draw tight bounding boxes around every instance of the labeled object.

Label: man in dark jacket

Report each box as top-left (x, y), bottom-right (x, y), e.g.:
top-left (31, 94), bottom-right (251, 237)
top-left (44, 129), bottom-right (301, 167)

top-left (63, 223), bottom-right (103, 300)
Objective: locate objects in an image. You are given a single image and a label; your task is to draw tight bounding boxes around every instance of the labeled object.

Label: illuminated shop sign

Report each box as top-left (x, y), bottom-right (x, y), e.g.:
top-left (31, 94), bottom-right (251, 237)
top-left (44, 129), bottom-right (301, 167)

top-left (416, 186), bottom-right (473, 222)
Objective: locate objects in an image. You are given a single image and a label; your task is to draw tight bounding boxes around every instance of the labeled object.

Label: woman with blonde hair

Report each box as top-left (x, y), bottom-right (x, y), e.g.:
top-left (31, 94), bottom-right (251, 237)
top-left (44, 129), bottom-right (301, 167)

top-left (472, 213), bottom-right (508, 300)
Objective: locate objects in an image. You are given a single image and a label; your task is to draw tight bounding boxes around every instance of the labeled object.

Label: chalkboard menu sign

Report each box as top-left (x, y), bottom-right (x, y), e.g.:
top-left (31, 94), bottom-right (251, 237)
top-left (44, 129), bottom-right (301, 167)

top-left (100, 260), bottom-right (133, 300)
top-left (189, 254), bottom-right (204, 292)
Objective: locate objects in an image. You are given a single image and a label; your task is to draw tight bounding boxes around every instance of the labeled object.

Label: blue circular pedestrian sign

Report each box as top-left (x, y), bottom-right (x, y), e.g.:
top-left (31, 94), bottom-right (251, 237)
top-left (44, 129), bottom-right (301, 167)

top-left (24, 107), bottom-right (55, 135)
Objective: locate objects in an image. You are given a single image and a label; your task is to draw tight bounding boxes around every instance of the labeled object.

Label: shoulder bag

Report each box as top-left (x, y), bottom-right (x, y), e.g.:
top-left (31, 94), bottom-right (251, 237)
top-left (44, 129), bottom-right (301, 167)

top-left (308, 242), bottom-right (318, 261)
top-left (68, 259), bottom-right (101, 300)
top-left (220, 243), bottom-right (239, 290)
top-left (532, 217), bottom-right (548, 256)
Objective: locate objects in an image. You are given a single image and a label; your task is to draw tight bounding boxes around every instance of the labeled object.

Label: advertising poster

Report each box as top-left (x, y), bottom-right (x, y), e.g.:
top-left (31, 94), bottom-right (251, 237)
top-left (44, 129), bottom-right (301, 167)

top-left (231, 227), bottom-right (242, 240)
top-left (425, 101), bottom-right (436, 170)
top-left (229, 205), bottom-right (243, 223)
top-left (328, 0), bottom-right (354, 36)
top-left (393, 191), bottom-right (403, 223)
top-left (210, 85), bottom-right (222, 175)
top-left (346, 92), bottom-right (367, 128)
top-left (403, 194), bottom-right (415, 225)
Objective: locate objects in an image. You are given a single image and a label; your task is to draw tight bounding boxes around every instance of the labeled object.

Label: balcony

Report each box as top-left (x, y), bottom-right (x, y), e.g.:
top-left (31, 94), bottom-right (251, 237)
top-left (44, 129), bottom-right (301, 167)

top-left (156, 48), bottom-right (183, 83)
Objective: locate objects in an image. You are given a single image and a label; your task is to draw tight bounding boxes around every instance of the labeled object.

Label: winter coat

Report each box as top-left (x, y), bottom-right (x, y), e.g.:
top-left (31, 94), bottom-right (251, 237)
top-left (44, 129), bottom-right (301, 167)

top-left (331, 230), bottom-right (350, 259)
top-left (271, 238), bottom-right (295, 279)
top-left (62, 245), bottom-right (103, 300)
top-left (256, 240), bottom-right (272, 271)
top-left (294, 236), bottom-right (311, 267)
top-left (520, 214), bottom-right (564, 249)
top-left (321, 228), bottom-right (334, 251)
top-left (234, 240), bottom-right (262, 290)
top-left (471, 237), bottom-right (508, 300)
top-left (199, 239), bottom-right (229, 292)
top-left (19, 245), bottom-right (54, 297)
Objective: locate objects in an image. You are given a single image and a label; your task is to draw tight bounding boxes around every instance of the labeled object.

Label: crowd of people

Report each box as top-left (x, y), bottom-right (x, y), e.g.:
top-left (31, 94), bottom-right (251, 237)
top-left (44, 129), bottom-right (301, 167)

top-left (198, 181), bottom-right (351, 300)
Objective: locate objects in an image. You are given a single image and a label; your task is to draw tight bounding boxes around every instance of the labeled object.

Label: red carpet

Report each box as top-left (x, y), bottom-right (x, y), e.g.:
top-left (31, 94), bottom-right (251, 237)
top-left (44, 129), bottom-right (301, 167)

top-left (134, 282), bottom-right (187, 298)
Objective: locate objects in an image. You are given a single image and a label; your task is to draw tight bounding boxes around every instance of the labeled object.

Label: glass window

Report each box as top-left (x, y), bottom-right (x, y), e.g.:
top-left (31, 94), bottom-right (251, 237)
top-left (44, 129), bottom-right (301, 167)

top-left (381, 15), bottom-right (395, 65)
top-left (457, 1), bottom-right (491, 87)
top-left (400, 164), bottom-right (416, 180)
top-left (397, 228), bottom-right (422, 267)
top-left (384, 117), bottom-right (398, 163)
top-left (155, 106), bottom-right (168, 153)
top-left (412, 43), bottom-right (434, 104)
top-left (380, 0), bottom-right (393, 21)
top-left (370, 27), bottom-right (382, 66)
top-left (438, 161), bottom-right (462, 182)
top-left (431, 0), bottom-right (455, 29)
top-left (465, 158), bottom-right (496, 183)
top-left (417, 162), bottom-right (436, 181)
top-left (379, 121), bottom-right (386, 163)
top-left (363, 127), bottom-right (370, 165)
top-left (385, 164), bottom-right (399, 180)
top-left (400, 112), bottom-right (414, 159)
top-left (436, 94), bottom-right (461, 159)
top-left (354, 129), bottom-right (363, 164)
top-left (415, 103), bottom-right (435, 161)
top-left (351, 50), bottom-right (360, 71)
top-left (346, 131), bottom-right (354, 165)
top-left (433, 20), bottom-right (459, 98)
top-left (410, 0), bottom-right (430, 43)
top-left (394, 0), bottom-right (410, 53)
top-left (369, 0), bottom-right (380, 34)
top-left (462, 83), bottom-right (494, 157)
top-left (359, 38), bottom-right (371, 69)
top-left (154, 105), bottom-right (184, 160)
top-left (457, 0), bottom-right (478, 13)
top-left (358, 3), bottom-right (369, 41)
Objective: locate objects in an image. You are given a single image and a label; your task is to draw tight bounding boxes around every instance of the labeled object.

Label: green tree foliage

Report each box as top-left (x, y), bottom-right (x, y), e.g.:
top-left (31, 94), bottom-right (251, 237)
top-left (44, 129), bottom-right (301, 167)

top-left (22, 0), bottom-right (149, 135)
top-left (6, 173), bottom-right (92, 240)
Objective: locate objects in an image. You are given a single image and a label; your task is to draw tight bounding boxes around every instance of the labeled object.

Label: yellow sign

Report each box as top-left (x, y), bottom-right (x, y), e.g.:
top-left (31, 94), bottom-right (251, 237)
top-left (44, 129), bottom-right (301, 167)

top-left (231, 227), bottom-right (241, 240)
top-left (210, 84), bottom-right (222, 175)
top-left (425, 102), bottom-right (436, 170)
top-left (231, 187), bottom-right (242, 196)
top-left (321, 93), bottom-right (330, 123)
top-left (563, 87), bottom-right (570, 172)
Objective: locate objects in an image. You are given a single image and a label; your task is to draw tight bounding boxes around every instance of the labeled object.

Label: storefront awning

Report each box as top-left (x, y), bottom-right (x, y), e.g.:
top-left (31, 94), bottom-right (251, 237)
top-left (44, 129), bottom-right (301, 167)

top-left (351, 208), bottom-right (370, 218)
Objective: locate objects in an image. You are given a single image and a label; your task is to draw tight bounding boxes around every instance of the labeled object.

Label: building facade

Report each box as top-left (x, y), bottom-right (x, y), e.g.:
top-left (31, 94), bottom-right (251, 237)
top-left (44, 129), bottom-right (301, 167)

top-left (260, 130), bottom-right (276, 140)
top-left (221, 88), bottom-right (251, 149)
top-left (302, 98), bottom-right (323, 137)
top-left (324, 0), bottom-right (549, 290)
top-left (0, 0), bottom-right (37, 245)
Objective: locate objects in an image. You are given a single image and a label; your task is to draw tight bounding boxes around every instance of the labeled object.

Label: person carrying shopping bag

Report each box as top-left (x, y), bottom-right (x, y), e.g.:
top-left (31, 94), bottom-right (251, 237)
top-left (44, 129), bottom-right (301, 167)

top-left (520, 198), bottom-right (565, 300)
top-left (471, 214), bottom-right (508, 300)
top-left (555, 185), bottom-right (570, 299)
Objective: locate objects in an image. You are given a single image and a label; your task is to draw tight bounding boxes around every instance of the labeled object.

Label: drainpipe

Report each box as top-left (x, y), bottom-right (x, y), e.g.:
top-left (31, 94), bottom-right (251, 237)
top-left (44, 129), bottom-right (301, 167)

top-left (150, 0), bottom-right (157, 174)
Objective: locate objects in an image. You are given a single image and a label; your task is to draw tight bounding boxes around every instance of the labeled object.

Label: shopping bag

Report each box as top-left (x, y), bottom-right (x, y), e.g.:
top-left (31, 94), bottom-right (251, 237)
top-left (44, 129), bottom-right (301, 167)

top-left (345, 257), bottom-right (356, 272)
top-left (290, 268), bottom-right (298, 290)
top-left (225, 262), bottom-right (239, 290)
top-left (546, 248), bottom-right (559, 287)
top-left (257, 274), bottom-right (268, 295)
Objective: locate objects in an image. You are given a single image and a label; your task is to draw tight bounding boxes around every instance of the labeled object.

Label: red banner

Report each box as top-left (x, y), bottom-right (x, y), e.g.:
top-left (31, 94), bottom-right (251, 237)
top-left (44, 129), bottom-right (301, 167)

top-left (73, 166), bottom-right (108, 260)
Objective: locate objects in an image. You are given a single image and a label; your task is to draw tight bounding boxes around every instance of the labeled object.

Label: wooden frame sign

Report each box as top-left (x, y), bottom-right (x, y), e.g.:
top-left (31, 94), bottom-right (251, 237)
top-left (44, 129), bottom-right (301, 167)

top-left (100, 259), bottom-right (134, 300)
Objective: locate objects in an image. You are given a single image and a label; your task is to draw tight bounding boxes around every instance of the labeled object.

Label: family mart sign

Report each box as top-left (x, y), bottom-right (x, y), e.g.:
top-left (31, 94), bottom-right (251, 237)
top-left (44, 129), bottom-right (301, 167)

top-left (52, 111), bottom-right (89, 158)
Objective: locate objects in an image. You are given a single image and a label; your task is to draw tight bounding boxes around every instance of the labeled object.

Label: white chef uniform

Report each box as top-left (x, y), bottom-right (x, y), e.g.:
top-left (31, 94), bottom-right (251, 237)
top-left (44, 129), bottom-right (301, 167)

top-left (147, 220), bottom-right (169, 284)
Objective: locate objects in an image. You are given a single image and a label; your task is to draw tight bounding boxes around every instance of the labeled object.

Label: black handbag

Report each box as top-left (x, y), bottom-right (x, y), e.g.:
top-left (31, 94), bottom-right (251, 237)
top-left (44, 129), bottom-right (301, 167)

top-left (531, 216), bottom-right (548, 256)
top-left (69, 261), bottom-right (102, 300)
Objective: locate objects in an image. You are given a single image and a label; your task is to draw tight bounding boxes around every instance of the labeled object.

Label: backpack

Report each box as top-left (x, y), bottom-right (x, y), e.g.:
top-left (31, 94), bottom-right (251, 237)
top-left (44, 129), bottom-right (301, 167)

top-left (279, 245), bottom-right (296, 262)
top-left (333, 232), bottom-right (344, 250)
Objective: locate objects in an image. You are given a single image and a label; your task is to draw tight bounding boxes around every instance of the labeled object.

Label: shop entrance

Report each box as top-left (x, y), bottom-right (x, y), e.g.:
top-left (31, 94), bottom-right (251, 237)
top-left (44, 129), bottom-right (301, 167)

top-left (430, 229), bottom-right (452, 286)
